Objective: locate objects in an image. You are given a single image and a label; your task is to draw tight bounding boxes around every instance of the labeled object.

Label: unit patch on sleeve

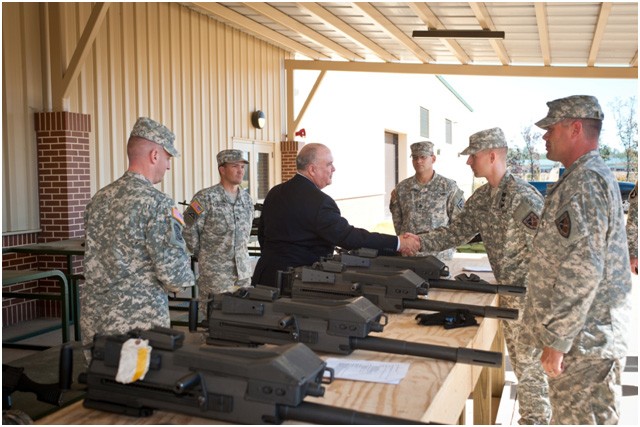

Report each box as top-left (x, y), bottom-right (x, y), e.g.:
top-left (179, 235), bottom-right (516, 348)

top-left (171, 207), bottom-right (185, 226)
top-left (555, 211), bottom-right (571, 238)
top-left (522, 211), bottom-right (540, 230)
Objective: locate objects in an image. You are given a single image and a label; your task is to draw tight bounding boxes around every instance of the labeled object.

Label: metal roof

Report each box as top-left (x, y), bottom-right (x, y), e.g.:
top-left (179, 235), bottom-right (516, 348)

top-left (185, 2), bottom-right (638, 78)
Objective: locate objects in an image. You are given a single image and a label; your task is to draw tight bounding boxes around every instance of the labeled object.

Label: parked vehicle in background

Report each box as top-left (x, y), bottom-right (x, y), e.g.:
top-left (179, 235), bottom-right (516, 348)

top-left (529, 180), bottom-right (635, 213)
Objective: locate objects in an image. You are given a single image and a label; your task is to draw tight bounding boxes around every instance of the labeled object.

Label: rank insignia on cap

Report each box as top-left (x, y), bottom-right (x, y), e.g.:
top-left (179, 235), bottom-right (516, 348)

top-left (522, 211), bottom-right (540, 230)
top-left (172, 207), bottom-right (185, 226)
top-left (555, 211), bottom-right (571, 238)
top-left (190, 200), bottom-right (204, 215)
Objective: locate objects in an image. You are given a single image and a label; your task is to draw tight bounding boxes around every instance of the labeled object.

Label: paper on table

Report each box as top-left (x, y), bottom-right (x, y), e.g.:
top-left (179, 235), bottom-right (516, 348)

top-left (324, 358), bottom-right (410, 385)
top-left (462, 265), bottom-right (492, 272)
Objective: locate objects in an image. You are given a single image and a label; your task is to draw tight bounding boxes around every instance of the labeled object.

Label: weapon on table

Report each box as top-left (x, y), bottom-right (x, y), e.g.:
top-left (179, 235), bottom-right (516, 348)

top-left (333, 249), bottom-right (525, 296)
top-left (79, 327), bottom-right (422, 425)
top-left (2, 344), bottom-right (73, 410)
top-left (201, 286), bottom-right (502, 368)
top-left (278, 261), bottom-right (518, 320)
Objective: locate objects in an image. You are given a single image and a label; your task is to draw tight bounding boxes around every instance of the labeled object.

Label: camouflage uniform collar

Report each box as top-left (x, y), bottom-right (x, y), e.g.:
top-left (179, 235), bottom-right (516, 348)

top-left (411, 171), bottom-right (438, 189)
top-left (490, 172), bottom-right (512, 210)
top-left (125, 170), bottom-right (153, 185)
top-left (547, 150), bottom-right (599, 197)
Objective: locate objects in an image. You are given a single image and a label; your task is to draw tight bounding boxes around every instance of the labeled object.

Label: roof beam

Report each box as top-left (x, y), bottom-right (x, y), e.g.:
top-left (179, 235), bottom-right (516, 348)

top-left (61, 2), bottom-right (110, 99)
top-left (588, 2), bottom-right (612, 67)
top-left (190, 2), bottom-right (330, 60)
top-left (351, 2), bottom-right (434, 63)
top-left (408, 2), bottom-right (471, 64)
top-left (285, 59), bottom-right (637, 79)
top-left (468, 2), bottom-right (510, 65)
top-left (294, 70), bottom-right (326, 130)
top-left (243, 2), bottom-right (364, 61)
top-left (298, 2), bottom-right (398, 62)
top-left (534, 3), bottom-right (551, 66)
top-left (630, 51), bottom-right (638, 67)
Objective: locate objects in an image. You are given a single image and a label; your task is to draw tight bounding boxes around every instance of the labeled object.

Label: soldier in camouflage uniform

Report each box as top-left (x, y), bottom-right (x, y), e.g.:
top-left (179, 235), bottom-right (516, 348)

top-left (82, 117), bottom-right (195, 361)
top-left (627, 182), bottom-right (638, 274)
top-left (521, 95), bottom-right (632, 424)
top-left (390, 141), bottom-right (465, 260)
top-left (416, 128), bottom-right (550, 424)
top-left (183, 149), bottom-right (254, 319)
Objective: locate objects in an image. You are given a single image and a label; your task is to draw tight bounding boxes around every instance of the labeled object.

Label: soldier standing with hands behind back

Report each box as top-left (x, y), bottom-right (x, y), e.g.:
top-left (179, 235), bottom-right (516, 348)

top-left (82, 117), bottom-right (195, 361)
top-left (390, 141), bottom-right (464, 260)
top-left (521, 95), bottom-right (632, 424)
top-left (183, 149), bottom-right (254, 318)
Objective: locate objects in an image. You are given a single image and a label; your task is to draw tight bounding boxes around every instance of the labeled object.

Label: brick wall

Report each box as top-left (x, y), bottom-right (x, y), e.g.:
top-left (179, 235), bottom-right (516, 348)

top-left (281, 140), bottom-right (300, 181)
top-left (2, 112), bottom-right (91, 327)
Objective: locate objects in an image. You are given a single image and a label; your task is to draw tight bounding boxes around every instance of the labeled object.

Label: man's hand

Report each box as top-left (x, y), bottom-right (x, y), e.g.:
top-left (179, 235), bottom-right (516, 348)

top-left (631, 256), bottom-right (638, 275)
top-left (399, 233), bottom-right (420, 256)
top-left (541, 346), bottom-right (565, 378)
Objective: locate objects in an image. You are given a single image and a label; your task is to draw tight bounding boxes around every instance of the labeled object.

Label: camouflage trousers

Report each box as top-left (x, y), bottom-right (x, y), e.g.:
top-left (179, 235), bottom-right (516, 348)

top-left (548, 356), bottom-right (622, 425)
top-left (500, 295), bottom-right (551, 424)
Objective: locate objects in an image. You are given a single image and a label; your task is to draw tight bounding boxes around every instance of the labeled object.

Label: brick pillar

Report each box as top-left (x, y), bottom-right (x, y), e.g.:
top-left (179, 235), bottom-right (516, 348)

top-left (31, 111), bottom-right (91, 318)
top-left (281, 140), bottom-right (300, 181)
top-left (35, 112), bottom-right (91, 243)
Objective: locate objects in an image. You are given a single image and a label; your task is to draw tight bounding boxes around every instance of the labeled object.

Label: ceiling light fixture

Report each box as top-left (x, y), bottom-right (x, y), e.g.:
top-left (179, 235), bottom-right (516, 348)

top-left (412, 30), bottom-right (505, 39)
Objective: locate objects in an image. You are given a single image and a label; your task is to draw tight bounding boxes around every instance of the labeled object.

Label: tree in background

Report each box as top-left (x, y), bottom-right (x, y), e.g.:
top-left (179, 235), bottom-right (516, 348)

top-left (507, 146), bottom-right (526, 176)
top-left (610, 96), bottom-right (638, 181)
top-left (521, 125), bottom-right (542, 180)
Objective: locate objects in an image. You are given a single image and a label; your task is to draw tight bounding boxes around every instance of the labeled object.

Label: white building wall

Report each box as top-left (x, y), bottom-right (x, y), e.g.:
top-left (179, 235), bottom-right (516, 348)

top-left (294, 70), bottom-right (475, 231)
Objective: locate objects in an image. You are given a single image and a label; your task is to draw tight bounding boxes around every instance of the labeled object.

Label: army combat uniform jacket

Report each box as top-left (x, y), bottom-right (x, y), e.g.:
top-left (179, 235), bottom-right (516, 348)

top-left (390, 172), bottom-right (464, 260)
top-left (418, 172), bottom-right (543, 307)
top-left (183, 184), bottom-right (254, 296)
top-left (521, 151), bottom-right (632, 358)
top-left (82, 171), bottom-right (195, 351)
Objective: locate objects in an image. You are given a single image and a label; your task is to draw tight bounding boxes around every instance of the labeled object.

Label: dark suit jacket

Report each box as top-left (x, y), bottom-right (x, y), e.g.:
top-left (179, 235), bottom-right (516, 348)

top-left (252, 173), bottom-right (398, 286)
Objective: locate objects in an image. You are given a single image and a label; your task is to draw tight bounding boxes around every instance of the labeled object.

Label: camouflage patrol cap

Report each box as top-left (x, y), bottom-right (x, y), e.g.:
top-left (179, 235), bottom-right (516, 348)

top-left (535, 95), bottom-right (604, 129)
top-left (460, 127), bottom-right (507, 155)
top-left (130, 117), bottom-right (179, 157)
top-left (410, 141), bottom-right (434, 157)
top-left (217, 149), bottom-right (249, 167)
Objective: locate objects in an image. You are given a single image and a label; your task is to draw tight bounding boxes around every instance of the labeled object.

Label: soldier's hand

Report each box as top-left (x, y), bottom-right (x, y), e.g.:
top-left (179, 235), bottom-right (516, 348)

top-left (398, 233), bottom-right (420, 256)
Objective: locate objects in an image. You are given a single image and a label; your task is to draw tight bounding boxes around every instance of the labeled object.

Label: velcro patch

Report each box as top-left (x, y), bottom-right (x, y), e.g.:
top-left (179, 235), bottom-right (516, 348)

top-left (172, 207), bottom-right (185, 226)
top-left (190, 199), bottom-right (204, 215)
top-left (555, 211), bottom-right (571, 238)
top-left (522, 211), bottom-right (540, 230)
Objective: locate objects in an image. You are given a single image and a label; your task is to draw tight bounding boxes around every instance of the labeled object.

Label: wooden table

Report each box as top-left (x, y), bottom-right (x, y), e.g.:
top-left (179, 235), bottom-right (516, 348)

top-left (37, 253), bottom-right (503, 425)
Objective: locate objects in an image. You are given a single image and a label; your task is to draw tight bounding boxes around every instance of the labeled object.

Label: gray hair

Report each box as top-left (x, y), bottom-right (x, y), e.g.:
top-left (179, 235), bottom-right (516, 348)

top-left (296, 143), bottom-right (327, 171)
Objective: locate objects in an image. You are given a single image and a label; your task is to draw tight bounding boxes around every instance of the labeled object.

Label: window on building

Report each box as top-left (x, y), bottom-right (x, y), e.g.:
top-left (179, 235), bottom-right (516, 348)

top-left (445, 119), bottom-right (452, 144)
top-left (420, 107), bottom-right (429, 138)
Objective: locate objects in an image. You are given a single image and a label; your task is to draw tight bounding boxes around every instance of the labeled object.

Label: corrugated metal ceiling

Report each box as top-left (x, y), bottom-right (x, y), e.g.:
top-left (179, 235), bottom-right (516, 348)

top-left (185, 2), bottom-right (638, 77)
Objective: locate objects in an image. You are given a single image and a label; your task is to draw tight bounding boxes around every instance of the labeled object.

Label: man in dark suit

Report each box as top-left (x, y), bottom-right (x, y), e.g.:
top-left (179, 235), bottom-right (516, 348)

top-left (252, 143), bottom-right (420, 287)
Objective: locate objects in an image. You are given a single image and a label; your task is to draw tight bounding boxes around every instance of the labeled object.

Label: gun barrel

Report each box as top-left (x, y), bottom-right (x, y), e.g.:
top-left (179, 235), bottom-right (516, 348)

top-left (351, 336), bottom-right (502, 367)
top-left (277, 401), bottom-right (425, 425)
top-left (403, 299), bottom-right (518, 320)
top-left (428, 279), bottom-right (525, 296)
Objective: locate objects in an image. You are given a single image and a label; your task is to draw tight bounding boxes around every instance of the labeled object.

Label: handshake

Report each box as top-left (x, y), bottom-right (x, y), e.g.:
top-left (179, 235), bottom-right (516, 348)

top-left (398, 232), bottom-right (421, 256)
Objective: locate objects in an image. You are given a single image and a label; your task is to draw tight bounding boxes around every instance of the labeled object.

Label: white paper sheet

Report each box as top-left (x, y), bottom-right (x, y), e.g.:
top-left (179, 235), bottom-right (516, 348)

top-left (462, 265), bottom-right (492, 272)
top-left (324, 358), bottom-right (410, 384)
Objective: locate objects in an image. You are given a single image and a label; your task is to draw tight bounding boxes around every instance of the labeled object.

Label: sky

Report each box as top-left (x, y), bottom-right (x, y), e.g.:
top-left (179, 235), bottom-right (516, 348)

top-left (441, 75), bottom-right (638, 152)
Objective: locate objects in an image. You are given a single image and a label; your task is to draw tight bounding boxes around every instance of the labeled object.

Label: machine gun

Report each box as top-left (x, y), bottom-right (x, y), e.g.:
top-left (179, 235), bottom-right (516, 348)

top-left (202, 286), bottom-right (502, 368)
top-left (2, 344), bottom-right (73, 422)
top-left (79, 327), bottom-right (421, 424)
top-left (332, 249), bottom-right (525, 296)
top-left (278, 261), bottom-right (518, 320)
